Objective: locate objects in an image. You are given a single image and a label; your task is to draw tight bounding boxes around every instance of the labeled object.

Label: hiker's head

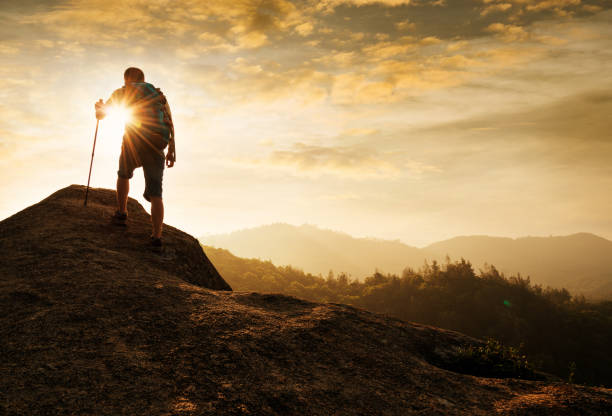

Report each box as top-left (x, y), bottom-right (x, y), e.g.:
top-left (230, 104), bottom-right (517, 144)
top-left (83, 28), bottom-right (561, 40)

top-left (124, 67), bottom-right (145, 84)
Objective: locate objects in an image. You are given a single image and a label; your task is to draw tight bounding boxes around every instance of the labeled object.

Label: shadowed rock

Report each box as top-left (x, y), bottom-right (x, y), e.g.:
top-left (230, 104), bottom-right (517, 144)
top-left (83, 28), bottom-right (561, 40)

top-left (0, 186), bottom-right (610, 415)
top-left (0, 185), bottom-right (230, 291)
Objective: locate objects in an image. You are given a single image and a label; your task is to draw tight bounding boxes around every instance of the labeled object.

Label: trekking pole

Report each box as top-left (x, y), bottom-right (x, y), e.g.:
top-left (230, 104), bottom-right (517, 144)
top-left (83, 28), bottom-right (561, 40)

top-left (84, 119), bottom-right (100, 206)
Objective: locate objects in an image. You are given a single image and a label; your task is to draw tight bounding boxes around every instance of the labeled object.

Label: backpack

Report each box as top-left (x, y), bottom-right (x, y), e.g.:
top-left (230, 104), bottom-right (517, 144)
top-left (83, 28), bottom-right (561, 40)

top-left (117, 82), bottom-right (174, 141)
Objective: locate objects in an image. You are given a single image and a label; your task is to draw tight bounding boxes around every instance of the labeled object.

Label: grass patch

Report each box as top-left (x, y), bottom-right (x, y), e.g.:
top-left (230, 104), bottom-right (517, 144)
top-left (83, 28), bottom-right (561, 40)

top-left (449, 339), bottom-right (539, 380)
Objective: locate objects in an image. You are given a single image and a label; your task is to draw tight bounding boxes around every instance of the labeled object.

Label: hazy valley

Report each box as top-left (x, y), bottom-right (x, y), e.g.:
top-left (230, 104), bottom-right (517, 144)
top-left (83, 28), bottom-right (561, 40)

top-left (204, 224), bottom-right (612, 300)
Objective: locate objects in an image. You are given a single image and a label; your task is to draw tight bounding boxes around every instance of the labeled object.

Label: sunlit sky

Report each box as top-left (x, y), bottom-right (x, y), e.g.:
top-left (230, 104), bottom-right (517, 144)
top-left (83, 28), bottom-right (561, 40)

top-left (1, 0), bottom-right (611, 246)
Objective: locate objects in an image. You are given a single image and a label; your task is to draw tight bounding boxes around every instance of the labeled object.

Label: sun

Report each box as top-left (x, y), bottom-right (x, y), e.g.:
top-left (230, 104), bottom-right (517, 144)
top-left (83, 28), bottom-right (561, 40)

top-left (97, 103), bottom-right (133, 162)
top-left (104, 104), bottom-right (133, 137)
top-left (94, 103), bottom-right (137, 189)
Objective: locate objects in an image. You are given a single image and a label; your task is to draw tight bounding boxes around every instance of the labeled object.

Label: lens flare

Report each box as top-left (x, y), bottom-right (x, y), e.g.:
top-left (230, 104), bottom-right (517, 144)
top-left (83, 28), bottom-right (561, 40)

top-left (101, 104), bottom-right (134, 148)
top-left (106, 105), bottom-right (132, 131)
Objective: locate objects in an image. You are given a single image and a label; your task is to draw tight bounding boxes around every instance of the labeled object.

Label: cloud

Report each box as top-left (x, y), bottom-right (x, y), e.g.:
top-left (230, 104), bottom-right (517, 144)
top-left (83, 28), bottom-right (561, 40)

top-left (240, 142), bottom-right (439, 178)
top-left (420, 88), bottom-right (612, 165)
top-left (313, 51), bottom-right (358, 68)
top-left (525, 0), bottom-right (581, 12)
top-left (186, 59), bottom-right (331, 106)
top-left (420, 36), bottom-right (442, 45)
top-left (235, 30), bottom-right (269, 49)
top-left (19, 0), bottom-right (305, 50)
top-left (361, 38), bottom-right (417, 60)
top-left (318, 0), bottom-right (446, 7)
top-left (0, 44), bottom-right (20, 55)
top-left (368, 58), bottom-right (472, 93)
top-left (313, 0), bottom-right (415, 13)
top-left (480, 0), bottom-right (591, 19)
top-left (513, 90), bottom-right (612, 146)
top-left (230, 57), bottom-right (264, 74)
top-left (310, 0), bottom-right (448, 16)
top-left (197, 32), bottom-right (225, 44)
top-left (317, 192), bottom-right (362, 201)
top-left (486, 22), bottom-right (530, 42)
top-left (8, 0), bottom-right (599, 114)
top-left (341, 128), bottom-right (379, 136)
top-left (582, 4), bottom-right (602, 13)
top-left (295, 22), bottom-right (315, 36)
top-left (395, 19), bottom-right (416, 31)
top-left (330, 73), bottom-right (397, 104)
top-left (481, 3), bottom-right (513, 16)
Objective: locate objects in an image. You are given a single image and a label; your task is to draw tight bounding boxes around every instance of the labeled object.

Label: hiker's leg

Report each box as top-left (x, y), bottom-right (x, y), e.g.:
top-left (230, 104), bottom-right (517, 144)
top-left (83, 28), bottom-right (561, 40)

top-left (142, 142), bottom-right (165, 238)
top-left (117, 177), bottom-right (129, 213)
top-left (150, 197), bottom-right (164, 238)
top-left (117, 136), bottom-right (135, 214)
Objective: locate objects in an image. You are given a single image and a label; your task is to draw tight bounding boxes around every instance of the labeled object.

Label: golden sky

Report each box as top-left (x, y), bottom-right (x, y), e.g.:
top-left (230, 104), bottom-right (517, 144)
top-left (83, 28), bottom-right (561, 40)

top-left (1, 0), bottom-right (611, 246)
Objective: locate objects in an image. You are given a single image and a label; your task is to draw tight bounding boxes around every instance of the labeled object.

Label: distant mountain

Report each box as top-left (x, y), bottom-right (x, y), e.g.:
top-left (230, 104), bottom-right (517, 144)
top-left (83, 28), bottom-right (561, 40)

top-left (203, 223), bottom-right (424, 279)
top-left (203, 224), bottom-right (612, 299)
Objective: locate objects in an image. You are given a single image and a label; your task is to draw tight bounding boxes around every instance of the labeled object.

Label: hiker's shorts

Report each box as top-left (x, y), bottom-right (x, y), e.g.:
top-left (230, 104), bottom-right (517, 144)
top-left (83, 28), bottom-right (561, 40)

top-left (117, 131), bottom-right (168, 202)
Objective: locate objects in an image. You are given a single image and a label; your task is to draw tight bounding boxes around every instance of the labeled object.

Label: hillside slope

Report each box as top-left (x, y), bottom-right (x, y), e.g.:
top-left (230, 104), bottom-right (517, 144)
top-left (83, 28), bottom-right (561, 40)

top-left (424, 234), bottom-right (612, 298)
top-left (1, 186), bottom-right (611, 415)
top-left (203, 245), bottom-right (612, 387)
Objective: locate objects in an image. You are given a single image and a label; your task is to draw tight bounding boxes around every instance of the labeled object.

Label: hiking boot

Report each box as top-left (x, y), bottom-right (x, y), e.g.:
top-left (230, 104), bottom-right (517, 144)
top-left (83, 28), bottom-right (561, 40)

top-left (150, 236), bottom-right (163, 253)
top-left (110, 210), bottom-right (127, 226)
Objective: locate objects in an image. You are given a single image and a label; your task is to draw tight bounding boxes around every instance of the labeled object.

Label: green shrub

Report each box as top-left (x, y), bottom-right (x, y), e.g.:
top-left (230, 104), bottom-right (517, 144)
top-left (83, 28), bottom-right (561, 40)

top-left (451, 338), bottom-right (538, 380)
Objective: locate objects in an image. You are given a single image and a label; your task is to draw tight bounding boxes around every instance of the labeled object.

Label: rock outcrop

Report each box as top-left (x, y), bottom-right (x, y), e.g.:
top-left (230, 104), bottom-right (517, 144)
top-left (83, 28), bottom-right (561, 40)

top-left (0, 186), bottom-right (610, 415)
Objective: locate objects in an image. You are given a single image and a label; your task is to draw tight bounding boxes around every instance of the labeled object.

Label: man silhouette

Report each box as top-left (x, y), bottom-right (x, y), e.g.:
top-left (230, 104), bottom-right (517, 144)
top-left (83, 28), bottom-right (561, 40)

top-left (95, 67), bottom-right (175, 251)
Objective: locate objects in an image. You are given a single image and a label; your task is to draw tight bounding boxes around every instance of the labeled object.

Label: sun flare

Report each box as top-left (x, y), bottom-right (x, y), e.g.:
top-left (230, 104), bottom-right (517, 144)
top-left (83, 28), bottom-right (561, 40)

top-left (105, 104), bottom-right (132, 135)
top-left (96, 104), bottom-right (134, 180)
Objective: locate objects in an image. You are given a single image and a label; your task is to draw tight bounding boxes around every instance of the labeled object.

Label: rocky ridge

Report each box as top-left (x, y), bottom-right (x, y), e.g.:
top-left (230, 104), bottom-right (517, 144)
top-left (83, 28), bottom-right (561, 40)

top-left (0, 186), bottom-right (610, 415)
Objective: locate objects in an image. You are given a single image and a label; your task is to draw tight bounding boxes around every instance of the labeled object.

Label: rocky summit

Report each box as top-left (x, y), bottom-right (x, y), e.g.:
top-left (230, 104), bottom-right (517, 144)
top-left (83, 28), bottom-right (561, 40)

top-left (1, 185), bottom-right (611, 415)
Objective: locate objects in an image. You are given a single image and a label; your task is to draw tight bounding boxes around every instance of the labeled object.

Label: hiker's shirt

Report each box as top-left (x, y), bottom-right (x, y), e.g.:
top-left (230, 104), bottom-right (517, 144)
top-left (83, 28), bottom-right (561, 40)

top-left (106, 82), bottom-right (171, 145)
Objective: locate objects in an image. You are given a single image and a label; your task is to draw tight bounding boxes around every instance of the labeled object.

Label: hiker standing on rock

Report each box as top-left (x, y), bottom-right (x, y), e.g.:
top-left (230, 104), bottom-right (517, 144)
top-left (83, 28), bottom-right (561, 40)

top-left (95, 67), bottom-right (175, 251)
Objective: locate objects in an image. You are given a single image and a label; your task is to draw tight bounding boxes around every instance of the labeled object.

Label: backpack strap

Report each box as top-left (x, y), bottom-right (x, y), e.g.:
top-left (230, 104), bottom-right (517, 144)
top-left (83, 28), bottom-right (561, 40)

top-left (155, 88), bottom-right (174, 142)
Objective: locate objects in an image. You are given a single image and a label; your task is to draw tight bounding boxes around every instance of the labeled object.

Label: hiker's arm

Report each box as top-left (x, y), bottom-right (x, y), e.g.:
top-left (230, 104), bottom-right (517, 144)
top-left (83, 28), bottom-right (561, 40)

top-left (95, 91), bottom-right (118, 120)
top-left (166, 138), bottom-right (176, 168)
top-left (164, 102), bottom-right (176, 168)
top-left (95, 99), bottom-right (106, 119)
